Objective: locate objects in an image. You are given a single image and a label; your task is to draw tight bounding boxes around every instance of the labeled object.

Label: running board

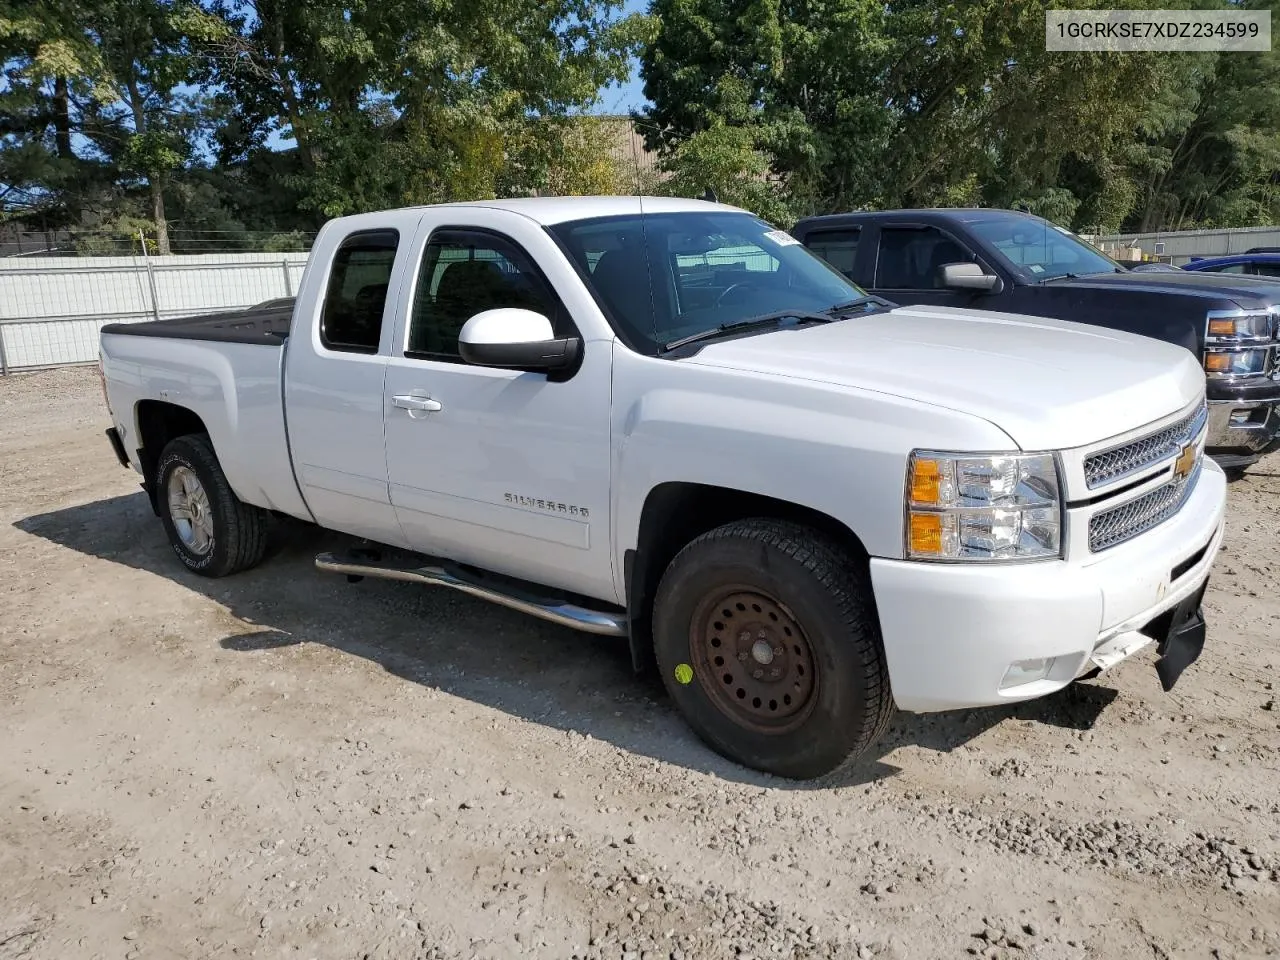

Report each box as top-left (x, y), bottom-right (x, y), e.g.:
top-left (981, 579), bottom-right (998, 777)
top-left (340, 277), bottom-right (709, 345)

top-left (314, 552), bottom-right (628, 637)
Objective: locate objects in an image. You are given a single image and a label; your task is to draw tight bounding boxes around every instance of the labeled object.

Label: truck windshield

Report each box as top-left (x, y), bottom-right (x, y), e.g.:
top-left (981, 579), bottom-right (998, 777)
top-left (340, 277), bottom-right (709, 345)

top-left (549, 211), bottom-right (872, 355)
top-left (965, 211), bottom-right (1123, 282)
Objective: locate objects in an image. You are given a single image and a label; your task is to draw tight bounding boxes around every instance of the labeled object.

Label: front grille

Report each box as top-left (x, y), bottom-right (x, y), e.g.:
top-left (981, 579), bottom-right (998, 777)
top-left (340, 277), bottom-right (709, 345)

top-left (1089, 466), bottom-right (1200, 552)
top-left (1083, 404), bottom-right (1207, 489)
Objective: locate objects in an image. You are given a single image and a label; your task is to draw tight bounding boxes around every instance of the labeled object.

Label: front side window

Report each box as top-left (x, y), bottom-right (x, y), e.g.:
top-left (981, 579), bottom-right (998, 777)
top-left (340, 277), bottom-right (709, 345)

top-left (550, 212), bottom-right (867, 354)
top-left (874, 227), bottom-right (973, 289)
top-left (965, 213), bottom-right (1121, 282)
top-left (407, 230), bottom-right (558, 360)
top-left (320, 229), bottom-right (399, 353)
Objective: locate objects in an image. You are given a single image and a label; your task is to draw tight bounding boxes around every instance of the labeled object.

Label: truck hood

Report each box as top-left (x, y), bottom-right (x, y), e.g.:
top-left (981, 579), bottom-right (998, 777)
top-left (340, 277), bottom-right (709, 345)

top-left (682, 304), bottom-right (1205, 451)
top-left (1044, 269), bottom-right (1280, 307)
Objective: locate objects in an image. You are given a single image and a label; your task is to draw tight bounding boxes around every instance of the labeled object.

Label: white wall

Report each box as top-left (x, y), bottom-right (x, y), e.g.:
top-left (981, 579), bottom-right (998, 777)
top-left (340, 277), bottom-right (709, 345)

top-left (0, 252), bottom-right (308, 373)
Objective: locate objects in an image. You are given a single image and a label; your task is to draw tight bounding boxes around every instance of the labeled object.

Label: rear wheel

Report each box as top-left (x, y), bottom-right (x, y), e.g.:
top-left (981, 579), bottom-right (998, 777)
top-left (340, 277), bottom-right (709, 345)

top-left (652, 519), bottom-right (893, 779)
top-left (156, 434), bottom-right (269, 577)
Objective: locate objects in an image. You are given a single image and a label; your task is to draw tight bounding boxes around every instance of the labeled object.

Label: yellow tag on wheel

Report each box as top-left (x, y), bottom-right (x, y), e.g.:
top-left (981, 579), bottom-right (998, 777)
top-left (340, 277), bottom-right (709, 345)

top-left (673, 663), bottom-right (694, 685)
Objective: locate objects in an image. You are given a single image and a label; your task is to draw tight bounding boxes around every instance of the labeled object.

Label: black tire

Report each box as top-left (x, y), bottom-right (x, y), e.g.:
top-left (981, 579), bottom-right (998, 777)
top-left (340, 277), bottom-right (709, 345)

top-left (652, 519), bottom-right (893, 779)
top-left (155, 434), bottom-right (269, 577)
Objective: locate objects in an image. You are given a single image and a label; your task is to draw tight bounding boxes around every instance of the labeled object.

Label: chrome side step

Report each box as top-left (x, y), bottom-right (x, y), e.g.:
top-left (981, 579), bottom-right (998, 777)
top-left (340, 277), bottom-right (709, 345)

top-left (314, 552), bottom-right (628, 637)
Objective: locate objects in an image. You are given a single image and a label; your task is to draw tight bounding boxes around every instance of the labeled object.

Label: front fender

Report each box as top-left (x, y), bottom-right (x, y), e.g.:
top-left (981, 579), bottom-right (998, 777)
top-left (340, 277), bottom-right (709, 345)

top-left (608, 351), bottom-right (1017, 601)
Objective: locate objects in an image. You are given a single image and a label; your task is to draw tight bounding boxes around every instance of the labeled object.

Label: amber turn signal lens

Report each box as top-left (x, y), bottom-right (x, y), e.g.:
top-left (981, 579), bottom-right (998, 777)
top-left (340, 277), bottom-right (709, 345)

top-left (908, 512), bottom-right (943, 555)
top-left (1207, 318), bottom-right (1236, 337)
top-left (1204, 353), bottom-right (1230, 372)
top-left (910, 458), bottom-right (942, 505)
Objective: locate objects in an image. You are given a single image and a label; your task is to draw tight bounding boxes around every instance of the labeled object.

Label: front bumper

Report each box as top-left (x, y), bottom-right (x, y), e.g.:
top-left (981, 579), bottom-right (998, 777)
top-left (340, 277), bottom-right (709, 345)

top-left (1205, 397), bottom-right (1280, 461)
top-left (870, 458), bottom-right (1227, 713)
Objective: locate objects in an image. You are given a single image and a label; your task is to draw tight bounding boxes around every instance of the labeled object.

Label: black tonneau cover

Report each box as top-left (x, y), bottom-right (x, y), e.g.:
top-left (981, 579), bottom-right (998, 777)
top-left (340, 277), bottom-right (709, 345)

top-left (101, 299), bottom-right (295, 345)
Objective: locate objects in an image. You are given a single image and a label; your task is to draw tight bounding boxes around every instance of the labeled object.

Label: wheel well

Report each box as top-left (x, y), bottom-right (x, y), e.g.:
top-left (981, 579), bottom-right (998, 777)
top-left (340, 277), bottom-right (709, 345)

top-left (135, 400), bottom-right (208, 509)
top-left (624, 482), bottom-right (869, 673)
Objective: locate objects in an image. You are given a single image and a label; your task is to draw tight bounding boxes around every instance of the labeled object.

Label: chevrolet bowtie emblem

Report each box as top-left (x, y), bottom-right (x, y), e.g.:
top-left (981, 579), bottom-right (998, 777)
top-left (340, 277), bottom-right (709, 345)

top-left (1173, 441), bottom-right (1197, 479)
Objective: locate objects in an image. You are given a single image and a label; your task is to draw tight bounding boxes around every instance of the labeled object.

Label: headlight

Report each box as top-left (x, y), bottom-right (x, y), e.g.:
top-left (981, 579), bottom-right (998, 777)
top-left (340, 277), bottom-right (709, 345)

top-left (905, 451), bottom-right (1062, 561)
top-left (1203, 308), bottom-right (1275, 380)
top-left (1205, 310), bottom-right (1273, 343)
top-left (1204, 348), bottom-right (1268, 378)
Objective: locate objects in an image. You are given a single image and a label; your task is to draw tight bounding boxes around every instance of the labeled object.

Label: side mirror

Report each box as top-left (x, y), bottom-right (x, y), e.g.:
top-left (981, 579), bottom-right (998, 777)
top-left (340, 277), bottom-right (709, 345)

top-left (458, 308), bottom-right (581, 373)
top-left (940, 261), bottom-right (1000, 292)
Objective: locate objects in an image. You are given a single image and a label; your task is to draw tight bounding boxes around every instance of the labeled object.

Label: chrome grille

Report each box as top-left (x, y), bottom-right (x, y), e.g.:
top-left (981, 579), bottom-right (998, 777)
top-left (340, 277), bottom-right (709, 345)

top-left (1083, 404), bottom-right (1207, 489)
top-left (1089, 466), bottom-right (1200, 552)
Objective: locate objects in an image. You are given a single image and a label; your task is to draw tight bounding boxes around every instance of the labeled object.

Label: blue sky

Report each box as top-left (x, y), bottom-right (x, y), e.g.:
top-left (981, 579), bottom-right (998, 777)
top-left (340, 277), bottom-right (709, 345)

top-left (593, 0), bottom-right (650, 115)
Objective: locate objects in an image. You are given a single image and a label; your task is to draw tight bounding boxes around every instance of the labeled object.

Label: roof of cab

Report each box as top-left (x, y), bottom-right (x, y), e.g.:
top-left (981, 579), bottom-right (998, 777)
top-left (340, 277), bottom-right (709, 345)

top-left (797, 207), bottom-right (1044, 226)
top-left (343, 196), bottom-right (749, 228)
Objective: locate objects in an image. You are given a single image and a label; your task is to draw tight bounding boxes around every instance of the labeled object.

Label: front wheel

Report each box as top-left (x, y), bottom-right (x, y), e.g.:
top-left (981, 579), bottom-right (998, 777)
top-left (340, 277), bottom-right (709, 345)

top-left (652, 519), bottom-right (893, 779)
top-left (156, 434), bottom-right (269, 577)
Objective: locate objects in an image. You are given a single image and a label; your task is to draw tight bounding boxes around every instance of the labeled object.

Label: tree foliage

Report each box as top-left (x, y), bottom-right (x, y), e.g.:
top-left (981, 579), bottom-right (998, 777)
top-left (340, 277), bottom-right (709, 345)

top-left (5, 0), bottom-right (1280, 248)
top-left (1, 0), bottom-right (645, 250)
top-left (639, 0), bottom-right (1280, 231)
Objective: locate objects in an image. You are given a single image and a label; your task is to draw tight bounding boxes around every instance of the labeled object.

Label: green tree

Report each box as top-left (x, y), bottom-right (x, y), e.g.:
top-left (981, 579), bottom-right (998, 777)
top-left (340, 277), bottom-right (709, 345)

top-left (637, 0), bottom-right (1202, 229)
top-left (656, 124), bottom-right (791, 223)
top-left (203, 0), bottom-right (647, 216)
top-left (2, 0), bottom-right (223, 251)
top-left (0, 0), bottom-right (113, 227)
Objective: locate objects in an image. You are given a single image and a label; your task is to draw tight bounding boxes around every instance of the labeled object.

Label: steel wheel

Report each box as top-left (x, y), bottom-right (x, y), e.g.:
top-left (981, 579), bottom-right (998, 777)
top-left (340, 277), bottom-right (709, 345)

top-left (690, 586), bottom-right (818, 734)
top-left (166, 464), bottom-right (214, 556)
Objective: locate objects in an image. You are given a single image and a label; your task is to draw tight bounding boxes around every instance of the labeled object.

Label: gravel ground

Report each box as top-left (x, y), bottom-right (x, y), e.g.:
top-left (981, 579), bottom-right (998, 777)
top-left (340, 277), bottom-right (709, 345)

top-left (1, 366), bottom-right (1278, 960)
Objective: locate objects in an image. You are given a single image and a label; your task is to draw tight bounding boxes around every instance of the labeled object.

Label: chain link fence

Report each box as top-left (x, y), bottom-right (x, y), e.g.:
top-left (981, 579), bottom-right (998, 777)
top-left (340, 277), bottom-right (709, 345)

top-left (0, 253), bottom-right (310, 374)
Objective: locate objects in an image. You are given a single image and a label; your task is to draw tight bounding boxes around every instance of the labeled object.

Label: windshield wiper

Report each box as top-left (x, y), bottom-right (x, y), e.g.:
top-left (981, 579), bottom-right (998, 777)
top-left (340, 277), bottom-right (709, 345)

top-left (662, 310), bottom-right (837, 352)
top-left (1040, 269), bottom-right (1122, 284)
top-left (824, 294), bottom-right (896, 315)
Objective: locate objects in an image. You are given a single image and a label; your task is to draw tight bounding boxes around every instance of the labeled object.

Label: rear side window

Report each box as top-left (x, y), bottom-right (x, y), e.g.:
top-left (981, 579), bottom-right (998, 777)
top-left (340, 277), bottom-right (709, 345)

top-left (875, 226), bottom-right (973, 289)
top-left (320, 229), bottom-right (399, 353)
top-left (803, 228), bottom-right (861, 278)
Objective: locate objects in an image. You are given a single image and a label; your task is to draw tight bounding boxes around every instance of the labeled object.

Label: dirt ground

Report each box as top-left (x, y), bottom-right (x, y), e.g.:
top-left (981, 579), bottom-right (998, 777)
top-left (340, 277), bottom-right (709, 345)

top-left (1, 366), bottom-right (1278, 960)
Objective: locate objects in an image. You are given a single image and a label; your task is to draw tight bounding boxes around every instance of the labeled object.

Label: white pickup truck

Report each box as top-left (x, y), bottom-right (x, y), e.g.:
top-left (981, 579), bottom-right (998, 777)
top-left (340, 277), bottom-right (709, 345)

top-left (99, 197), bottom-right (1226, 779)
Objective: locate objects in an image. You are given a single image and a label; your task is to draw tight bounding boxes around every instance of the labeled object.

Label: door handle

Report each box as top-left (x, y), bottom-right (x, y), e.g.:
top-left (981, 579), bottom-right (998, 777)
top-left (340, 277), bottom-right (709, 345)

top-left (392, 394), bottom-right (443, 414)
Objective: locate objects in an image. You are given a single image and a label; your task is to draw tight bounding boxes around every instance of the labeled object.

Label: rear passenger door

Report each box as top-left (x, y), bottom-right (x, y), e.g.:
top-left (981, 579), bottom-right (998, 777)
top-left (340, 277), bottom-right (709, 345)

top-left (283, 225), bottom-right (411, 548)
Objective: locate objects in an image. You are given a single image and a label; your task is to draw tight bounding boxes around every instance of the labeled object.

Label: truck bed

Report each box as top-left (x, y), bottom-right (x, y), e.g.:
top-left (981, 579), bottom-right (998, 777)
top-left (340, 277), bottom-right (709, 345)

top-left (101, 299), bottom-right (295, 345)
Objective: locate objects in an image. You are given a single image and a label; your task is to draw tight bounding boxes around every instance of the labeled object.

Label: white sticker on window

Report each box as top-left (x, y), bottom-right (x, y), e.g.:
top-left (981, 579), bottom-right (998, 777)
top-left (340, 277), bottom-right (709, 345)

top-left (1029, 264), bottom-right (1045, 273)
top-left (763, 229), bottom-right (800, 247)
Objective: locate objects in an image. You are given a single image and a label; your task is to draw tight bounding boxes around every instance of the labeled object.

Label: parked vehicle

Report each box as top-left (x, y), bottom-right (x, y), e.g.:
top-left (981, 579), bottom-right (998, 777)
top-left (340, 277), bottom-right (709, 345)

top-left (1183, 252), bottom-right (1280, 279)
top-left (99, 197), bottom-right (1225, 778)
top-left (792, 208), bottom-right (1280, 473)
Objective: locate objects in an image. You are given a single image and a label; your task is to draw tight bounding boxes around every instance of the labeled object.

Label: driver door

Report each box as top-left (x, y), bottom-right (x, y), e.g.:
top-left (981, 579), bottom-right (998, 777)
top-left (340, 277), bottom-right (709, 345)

top-left (381, 215), bottom-right (615, 602)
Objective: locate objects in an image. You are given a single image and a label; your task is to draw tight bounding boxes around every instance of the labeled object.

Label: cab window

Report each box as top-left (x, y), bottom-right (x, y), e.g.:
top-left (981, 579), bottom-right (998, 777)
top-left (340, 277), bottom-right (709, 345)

top-left (407, 230), bottom-right (559, 361)
top-left (804, 228), bottom-right (861, 279)
top-left (875, 226), bottom-right (973, 290)
top-left (319, 230), bottom-right (399, 353)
